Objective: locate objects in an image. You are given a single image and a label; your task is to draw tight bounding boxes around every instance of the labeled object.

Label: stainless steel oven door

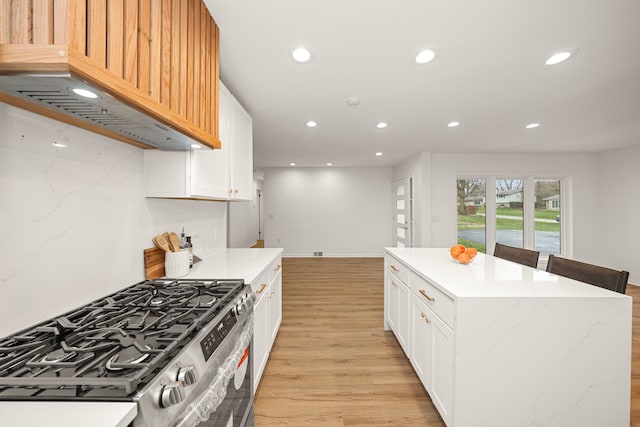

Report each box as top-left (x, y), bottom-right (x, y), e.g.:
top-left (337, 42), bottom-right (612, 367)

top-left (173, 315), bottom-right (254, 427)
top-left (197, 343), bottom-right (253, 427)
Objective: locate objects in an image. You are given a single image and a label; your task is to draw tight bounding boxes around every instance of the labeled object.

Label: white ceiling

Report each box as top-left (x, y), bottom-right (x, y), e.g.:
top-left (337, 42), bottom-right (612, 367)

top-left (205, 0), bottom-right (640, 168)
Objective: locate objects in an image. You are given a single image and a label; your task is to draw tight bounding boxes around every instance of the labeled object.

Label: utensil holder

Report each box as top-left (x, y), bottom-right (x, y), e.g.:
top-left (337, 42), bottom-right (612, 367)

top-left (165, 250), bottom-right (190, 277)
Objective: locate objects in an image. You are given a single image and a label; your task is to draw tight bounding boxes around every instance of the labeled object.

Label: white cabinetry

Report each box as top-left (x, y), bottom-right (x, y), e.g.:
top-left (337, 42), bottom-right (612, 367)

top-left (251, 256), bottom-right (282, 393)
top-left (144, 82), bottom-right (252, 201)
top-left (385, 253), bottom-right (453, 424)
top-left (386, 271), bottom-right (409, 354)
top-left (410, 292), bottom-right (453, 424)
top-left (384, 247), bottom-right (632, 427)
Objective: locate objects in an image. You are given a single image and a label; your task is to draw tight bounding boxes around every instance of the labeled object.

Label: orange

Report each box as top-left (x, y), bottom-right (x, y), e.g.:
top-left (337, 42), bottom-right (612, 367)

top-left (465, 247), bottom-right (478, 258)
top-left (458, 252), bottom-right (474, 264)
top-left (450, 244), bottom-right (466, 259)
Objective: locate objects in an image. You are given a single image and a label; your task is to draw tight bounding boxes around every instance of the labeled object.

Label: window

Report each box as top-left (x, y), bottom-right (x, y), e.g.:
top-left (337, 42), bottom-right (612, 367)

top-left (456, 179), bottom-right (486, 253)
top-left (534, 179), bottom-right (561, 255)
top-left (457, 176), bottom-right (568, 257)
top-left (495, 178), bottom-right (524, 249)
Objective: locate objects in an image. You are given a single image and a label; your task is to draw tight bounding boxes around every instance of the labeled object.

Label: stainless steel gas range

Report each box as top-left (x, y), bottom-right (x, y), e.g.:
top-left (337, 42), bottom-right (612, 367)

top-left (0, 278), bottom-right (256, 427)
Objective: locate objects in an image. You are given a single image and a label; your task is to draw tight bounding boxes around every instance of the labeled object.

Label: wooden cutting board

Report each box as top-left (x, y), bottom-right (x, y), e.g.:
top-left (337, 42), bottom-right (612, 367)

top-left (144, 247), bottom-right (166, 280)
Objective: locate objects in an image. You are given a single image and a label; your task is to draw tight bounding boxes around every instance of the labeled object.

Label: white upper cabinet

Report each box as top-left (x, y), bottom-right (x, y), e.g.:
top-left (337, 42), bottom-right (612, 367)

top-left (144, 81), bottom-right (253, 201)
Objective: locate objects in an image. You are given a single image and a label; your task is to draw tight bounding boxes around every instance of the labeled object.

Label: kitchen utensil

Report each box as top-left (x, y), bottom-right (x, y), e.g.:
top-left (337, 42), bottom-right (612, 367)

top-left (168, 232), bottom-right (181, 252)
top-left (162, 232), bottom-right (170, 245)
top-left (153, 235), bottom-right (172, 252)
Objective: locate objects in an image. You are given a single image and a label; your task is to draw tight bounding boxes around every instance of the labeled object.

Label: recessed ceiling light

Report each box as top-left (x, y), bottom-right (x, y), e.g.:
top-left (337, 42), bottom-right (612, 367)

top-left (291, 47), bottom-right (311, 63)
top-left (447, 121), bottom-right (460, 128)
top-left (545, 49), bottom-right (578, 65)
top-left (190, 143), bottom-right (202, 149)
top-left (415, 49), bottom-right (436, 64)
top-left (306, 121), bottom-right (317, 127)
top-left (376, 122), bottom-right (388, 129)
top-left (72, 88), bottom-right (98, 98)
top-left (289, 162), bottom-right (296, 166)
top-left (52, 142), bottom-right (67, 148)
top-left (326, 162), bottom-right (333, 166)
top-left (375, 152), bottom-right (383, 157)
top-left (525, 123), bottom-right (540, 129)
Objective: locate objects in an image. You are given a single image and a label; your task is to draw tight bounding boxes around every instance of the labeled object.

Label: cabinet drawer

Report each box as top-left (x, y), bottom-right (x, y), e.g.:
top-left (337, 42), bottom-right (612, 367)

top-left (410, 271), bottom-right (454, 328)
top-left (386, 256), bottom-right (409, 285)
top-left (269, 258), bottom-right (282, 283)
top-left (251, 269), bottom-right (270, 301)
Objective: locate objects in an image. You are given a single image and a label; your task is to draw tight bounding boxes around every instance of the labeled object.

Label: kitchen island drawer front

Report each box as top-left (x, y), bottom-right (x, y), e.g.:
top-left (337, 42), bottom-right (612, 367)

top-left (386, 255), bottom-right (410, 286)
top-left (251, 269), bottom-right (270, 301)
top-left (410, 270), bottom-right (454, 328)
top-left (269, 257), bottom-right (282, 283)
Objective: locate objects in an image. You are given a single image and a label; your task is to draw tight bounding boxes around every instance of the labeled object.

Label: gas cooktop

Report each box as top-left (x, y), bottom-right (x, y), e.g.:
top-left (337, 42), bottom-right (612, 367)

top-left (0, 278), bottom-right (245, 400)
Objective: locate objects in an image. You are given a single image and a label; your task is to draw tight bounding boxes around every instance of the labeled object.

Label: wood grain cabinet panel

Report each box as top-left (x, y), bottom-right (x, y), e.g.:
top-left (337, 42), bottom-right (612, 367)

top-left (0, 0), bottom-right (221, 150)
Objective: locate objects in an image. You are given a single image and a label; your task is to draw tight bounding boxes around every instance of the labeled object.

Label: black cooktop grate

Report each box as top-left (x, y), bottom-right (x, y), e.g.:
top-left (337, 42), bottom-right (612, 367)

top-left (0, 278), bottom-right (244, 400)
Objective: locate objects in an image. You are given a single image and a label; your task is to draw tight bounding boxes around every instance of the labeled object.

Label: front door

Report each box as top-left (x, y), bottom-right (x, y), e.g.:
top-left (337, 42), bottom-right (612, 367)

top-left (393, 177), bottom-right (412, 248)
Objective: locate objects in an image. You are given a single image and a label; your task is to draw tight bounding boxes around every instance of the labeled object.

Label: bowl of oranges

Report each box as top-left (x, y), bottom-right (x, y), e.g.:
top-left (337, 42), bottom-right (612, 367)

top-left (450, 244), bottom-right (477, 264)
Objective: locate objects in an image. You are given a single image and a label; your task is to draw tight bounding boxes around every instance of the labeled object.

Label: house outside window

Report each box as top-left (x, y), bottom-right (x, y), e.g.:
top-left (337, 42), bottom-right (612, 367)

top-left (457, 176), bottom-right (568, 257)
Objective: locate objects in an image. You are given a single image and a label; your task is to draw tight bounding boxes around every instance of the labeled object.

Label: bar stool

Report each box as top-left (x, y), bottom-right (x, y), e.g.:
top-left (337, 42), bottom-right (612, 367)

top-left (493, 243), bottom-right (540, 269)
top-left (546, 254), bottom-right (629, 294)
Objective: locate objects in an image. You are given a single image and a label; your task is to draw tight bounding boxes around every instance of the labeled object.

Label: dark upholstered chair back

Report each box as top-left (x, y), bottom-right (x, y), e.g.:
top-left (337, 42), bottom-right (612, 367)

top-left (546, 255), bottom-right (629, 294)
top-left (493, 243), bottom-right (540, 269)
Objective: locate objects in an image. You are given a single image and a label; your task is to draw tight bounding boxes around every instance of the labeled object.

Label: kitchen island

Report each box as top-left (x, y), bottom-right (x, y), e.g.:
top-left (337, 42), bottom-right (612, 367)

top-left (385, 247), bottom-right (632, 427)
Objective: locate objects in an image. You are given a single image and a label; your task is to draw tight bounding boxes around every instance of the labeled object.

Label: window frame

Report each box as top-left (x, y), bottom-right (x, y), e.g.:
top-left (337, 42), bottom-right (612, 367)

top-left (457, 174), bottom-right (572, 262)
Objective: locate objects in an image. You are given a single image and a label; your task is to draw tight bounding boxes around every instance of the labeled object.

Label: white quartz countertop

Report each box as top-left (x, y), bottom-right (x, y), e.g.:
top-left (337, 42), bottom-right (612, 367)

top-left (185, 247), bottom-right (283, 284)
top-left (0, 402), bottom-right (136, 427)
top-left (386, 247), bottom-right (630, 299)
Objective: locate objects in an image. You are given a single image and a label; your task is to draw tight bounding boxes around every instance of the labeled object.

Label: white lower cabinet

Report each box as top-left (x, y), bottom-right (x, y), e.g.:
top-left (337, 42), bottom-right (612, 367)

top-left (410, 293), bottom-right (453, 425)
top-left (252, 257), bottom-right (282, 393)
top-left (386, 274), bottom-right (398, 332)
top-left (267, 272), bottom-right (282, 347)
top-left (386, 270), bottom-right (410, 355)
top-left (252, 294), bottom-right (269, 392)
top-left (386, 252), bottom-right (454, 426)
top-left (396, 279), bottom-right (410, 354)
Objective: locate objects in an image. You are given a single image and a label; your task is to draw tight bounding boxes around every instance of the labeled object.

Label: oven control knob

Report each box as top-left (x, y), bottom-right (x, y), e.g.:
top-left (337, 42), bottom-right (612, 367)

top-left (160, 381), bottom-right (185, 408)
top-left (177, 365), bottom-right (198, 386)
top-left (235, 302), bottom-right (244, 315)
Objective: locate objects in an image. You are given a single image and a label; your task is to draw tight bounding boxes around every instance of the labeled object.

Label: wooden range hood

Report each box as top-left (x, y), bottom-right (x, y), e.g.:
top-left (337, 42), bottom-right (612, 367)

top-left (0, 0), bottom-right (221, 151)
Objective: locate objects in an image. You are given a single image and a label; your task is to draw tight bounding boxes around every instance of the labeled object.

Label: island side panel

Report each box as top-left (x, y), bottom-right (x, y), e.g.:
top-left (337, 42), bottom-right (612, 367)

top-left (453, 296), bottom-right (632, 427)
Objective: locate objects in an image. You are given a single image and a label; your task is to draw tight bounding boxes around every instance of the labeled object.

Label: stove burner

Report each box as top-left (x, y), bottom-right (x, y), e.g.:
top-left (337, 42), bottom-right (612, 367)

top-left (41, 349), bottom-right (76, 364)
top-left (192, 295), bottom-right (217, 307)
top-left (150, 297), bottom-right (165, 306)
top-left (105, 346), bottom-right (152, 371)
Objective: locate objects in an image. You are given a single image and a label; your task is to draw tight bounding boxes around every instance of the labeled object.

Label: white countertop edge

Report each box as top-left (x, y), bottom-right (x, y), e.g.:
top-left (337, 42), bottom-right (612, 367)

top-left (0, 402), bottom-right (137, 427)
top-left (185, 248), bottom-right (283, 284)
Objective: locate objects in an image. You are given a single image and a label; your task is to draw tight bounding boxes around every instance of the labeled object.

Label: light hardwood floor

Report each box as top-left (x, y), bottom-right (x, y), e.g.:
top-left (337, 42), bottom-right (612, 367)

top-left (254, 257), bottom-right (640, 426)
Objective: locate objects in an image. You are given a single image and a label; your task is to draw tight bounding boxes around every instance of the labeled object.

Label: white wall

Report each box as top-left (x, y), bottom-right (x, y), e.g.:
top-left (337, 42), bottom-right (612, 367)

top-left (263, 167), bottom-right (392, 256)
top-left (0, 103), bottom-right (227, 337)
top-left (596, 144), bottom-right (640, 284)
top-left (228, 176), bottom-right (263, 248)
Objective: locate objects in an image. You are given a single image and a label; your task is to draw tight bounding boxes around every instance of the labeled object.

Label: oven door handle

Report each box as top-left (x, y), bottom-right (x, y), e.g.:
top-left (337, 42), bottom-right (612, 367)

top-left (174, 315), bottom-right (254, 427)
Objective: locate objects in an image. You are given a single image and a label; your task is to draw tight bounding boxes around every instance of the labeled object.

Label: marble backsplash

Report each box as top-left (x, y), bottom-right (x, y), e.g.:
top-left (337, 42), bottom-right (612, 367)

top-left (0, 103), bottom-right (228, 337)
